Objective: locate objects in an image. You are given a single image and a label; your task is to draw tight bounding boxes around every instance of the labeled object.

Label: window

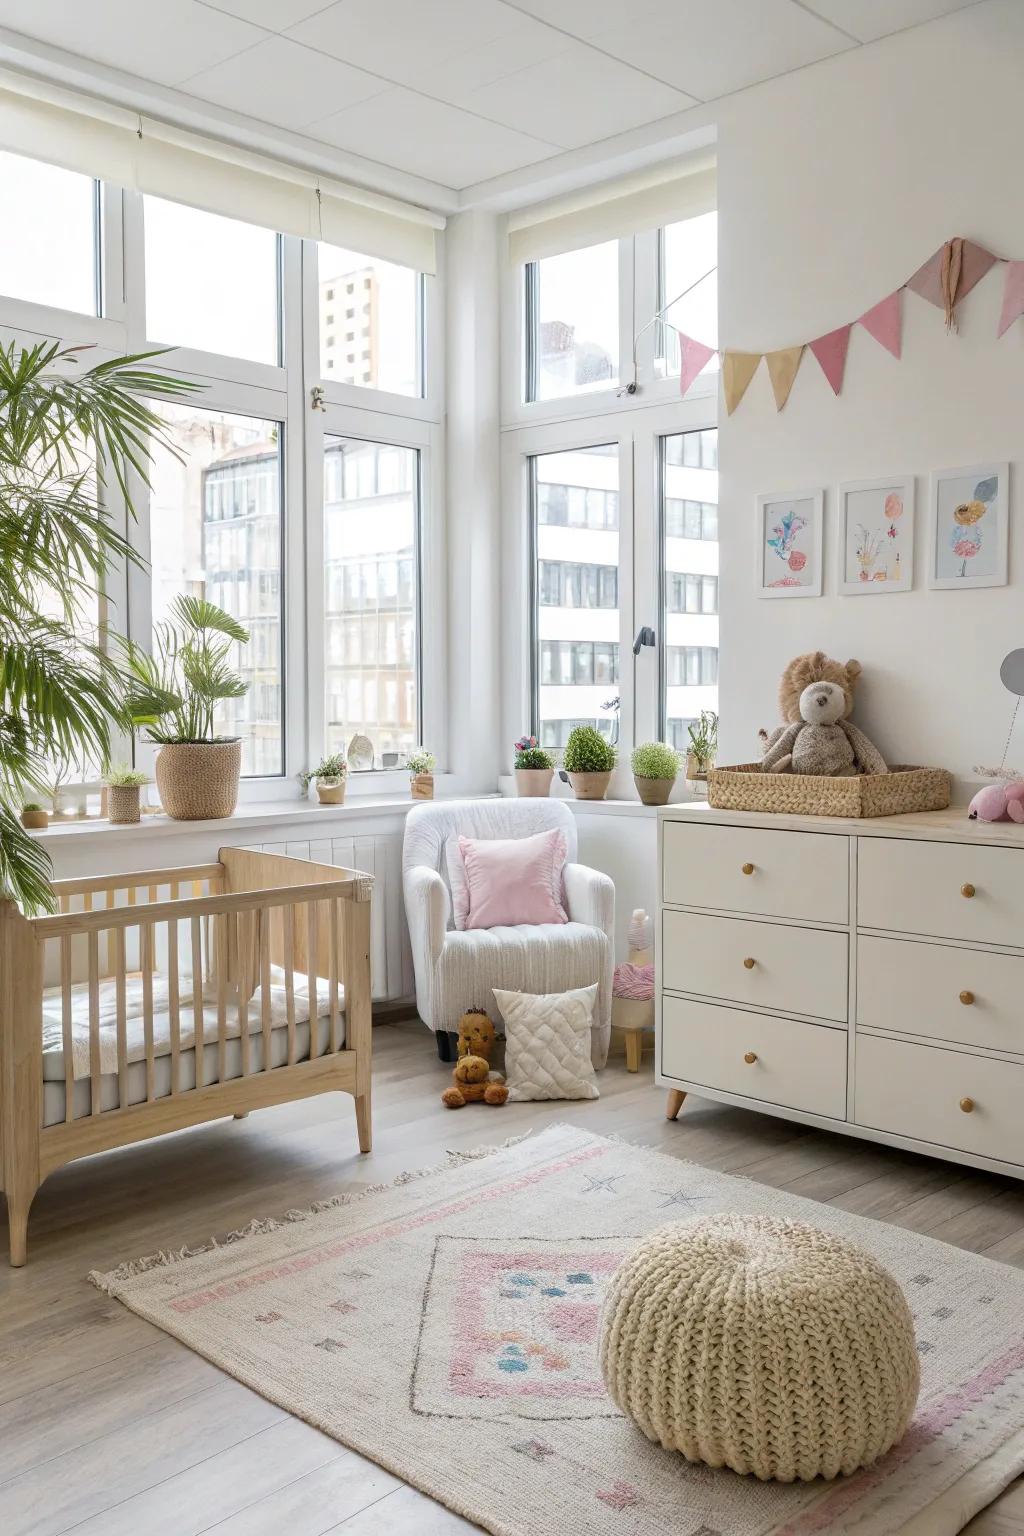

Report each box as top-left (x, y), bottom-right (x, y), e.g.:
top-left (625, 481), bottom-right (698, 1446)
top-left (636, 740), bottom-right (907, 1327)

top-left (527, 241), bottom-right (619, 402)
top-left (0, 150), bottom-right (98, 315)
top-left (532, 445), bottom-right (619, 748)
top-left (661, 428), bottom-right (719, 744)
top-left (658, 211), bottom-right (718, 381)
top-left (150, 405), bottom-right (284, 777)
top-left (318, 244), bottom-right (421, 396)
top-left (144, 197), bottom-right (280, 364)
top-left (324, 437), bottom-right (420, 765)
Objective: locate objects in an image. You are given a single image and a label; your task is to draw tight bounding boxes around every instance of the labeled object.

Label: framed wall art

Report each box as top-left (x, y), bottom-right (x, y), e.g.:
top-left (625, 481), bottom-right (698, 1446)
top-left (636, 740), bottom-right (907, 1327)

top-left (756, 489), bottom-right (824, 598)
top-left (928, 462), bottom-right (1009, 590)
top-left (837, 476), bottom-right (914, 594)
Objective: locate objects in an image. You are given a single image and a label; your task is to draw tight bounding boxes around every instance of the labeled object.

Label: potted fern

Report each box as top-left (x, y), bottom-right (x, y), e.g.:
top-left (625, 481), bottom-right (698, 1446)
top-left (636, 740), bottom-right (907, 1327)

top-left (631, 741), bottom-right (680, 806)
top-left (513, 735), bottom-right (554, 797)
top-left (562, 725), bottom-right (616, 801)
top-left (103, 764), bottom-right (149, 825)
top-left (300, 752), bottom-right (348, 805)
top-left (123, 596), bottom-right (250, 820)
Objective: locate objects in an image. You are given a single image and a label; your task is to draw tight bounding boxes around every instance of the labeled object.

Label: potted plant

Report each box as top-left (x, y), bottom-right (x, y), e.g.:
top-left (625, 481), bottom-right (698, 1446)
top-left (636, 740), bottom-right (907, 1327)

top-left (300, 753), bottom-right (349, 805)
top-left (513, 735), bottom-right (554, 797)
top-left (20, 803), bottom-right (49, 830)
top-left (124, 596), bottom-right (250, 821)
top-left (686, 710), bottom-right (718, 795)
top-left (562, 725), bottom-right (616, 801)
top-left (407, 747), bottom-right (436, 801)
top-left (103, 765), bottom-right (149, 825)
top-left (631, 741), bottom-right (680, 806)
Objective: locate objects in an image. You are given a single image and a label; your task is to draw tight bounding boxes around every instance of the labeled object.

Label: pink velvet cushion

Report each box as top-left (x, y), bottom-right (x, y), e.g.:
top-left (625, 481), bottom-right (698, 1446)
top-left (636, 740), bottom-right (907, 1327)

top-left (454, 829), bottom-right (568, 930)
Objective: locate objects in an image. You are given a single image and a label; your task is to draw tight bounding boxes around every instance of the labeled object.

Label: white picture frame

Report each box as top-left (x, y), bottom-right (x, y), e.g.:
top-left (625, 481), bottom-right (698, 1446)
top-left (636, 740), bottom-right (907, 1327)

top-left (756, 489), bottom-right (824, 599)
top-left (837, 475), bottom-right (915, 595)
top-left (928, 462), bottom-right (1009, 590)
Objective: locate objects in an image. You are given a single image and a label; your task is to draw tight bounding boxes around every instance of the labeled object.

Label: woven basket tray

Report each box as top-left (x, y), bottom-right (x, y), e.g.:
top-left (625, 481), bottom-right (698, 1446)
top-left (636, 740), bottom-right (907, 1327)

top-left (707, 763), bottom-right (952, 819)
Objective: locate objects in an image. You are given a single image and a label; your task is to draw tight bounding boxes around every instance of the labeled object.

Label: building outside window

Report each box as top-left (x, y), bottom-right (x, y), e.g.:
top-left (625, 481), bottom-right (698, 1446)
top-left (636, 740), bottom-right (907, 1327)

top-left (527, 242), bottom-right (619, 402)
top-left (318, 244), bottom-right (421, 397)
top-left (662, 428), bottom-right (718, 748)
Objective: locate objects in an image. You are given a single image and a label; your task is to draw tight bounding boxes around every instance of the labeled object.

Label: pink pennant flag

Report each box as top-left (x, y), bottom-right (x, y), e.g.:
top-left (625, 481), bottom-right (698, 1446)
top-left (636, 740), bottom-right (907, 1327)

top-left (808, 324), bottom-right (851, 395)
top-left (678, 334), bottom-right (716, 397)
top-left (858, 290), bottom-right (902, 359)
top-left (998, 261), bottom-right (1024, 338)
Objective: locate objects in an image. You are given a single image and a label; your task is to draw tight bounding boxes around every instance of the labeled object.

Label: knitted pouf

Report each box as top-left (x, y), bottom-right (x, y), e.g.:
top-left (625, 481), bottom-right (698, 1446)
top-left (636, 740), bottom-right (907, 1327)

top-left (599, 1213), bottom-right (920, 1482)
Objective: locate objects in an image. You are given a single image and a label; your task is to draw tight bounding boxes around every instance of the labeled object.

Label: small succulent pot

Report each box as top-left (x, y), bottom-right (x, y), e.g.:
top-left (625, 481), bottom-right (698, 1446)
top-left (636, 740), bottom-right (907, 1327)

top-left (411, 772), bottom-right (434, 801)
top-left (515, 767), bottom-right (554, 798)
top-left (156, 739), bottom-right (242, 821)
top-left (634, 775), bottom-right (675, 806)
top-left (316, 777), bottom-right (346, 805)
top-left (20, 807), bottom-right (49, 829)
top-left (567, 770), bottom-right (612, 802)
top-left (108, 784), bottom-right (142, 825)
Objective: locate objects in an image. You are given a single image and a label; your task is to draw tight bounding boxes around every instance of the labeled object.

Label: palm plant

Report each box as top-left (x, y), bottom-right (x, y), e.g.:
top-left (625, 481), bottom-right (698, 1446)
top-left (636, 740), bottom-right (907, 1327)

top-left (0, 339), bottom-right (197, 911)
top-left (122, 596), bottom-right (249, 744)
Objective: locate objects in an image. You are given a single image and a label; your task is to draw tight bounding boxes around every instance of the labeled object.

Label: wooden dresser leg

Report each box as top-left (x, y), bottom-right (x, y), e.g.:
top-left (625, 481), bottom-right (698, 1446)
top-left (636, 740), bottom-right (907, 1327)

top-left (665, 1088), bottom-right (687, 1121)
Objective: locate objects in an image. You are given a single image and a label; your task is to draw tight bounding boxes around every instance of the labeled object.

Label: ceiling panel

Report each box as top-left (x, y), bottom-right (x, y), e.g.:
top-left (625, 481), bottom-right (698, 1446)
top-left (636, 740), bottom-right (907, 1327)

top-left (797, 0), bottom-right (978, 44)
top-left (0, 0), bottom-right (264, 88)
top-left (311, 87), bottom-right (558, 187)
top-left (196, 0), bottom-right (328, 28)
top-left (182, 36), bottom-right (386, 131)
top-left (593, 0), bottom-right (854, 99)
top-left (411, 15), bottom-right (572, 102)
top-left (289, 0), bottom-right (532, 84)
top-left (457, 45), bottom-right (695, 150)
top-left (499, 0), bottom-right (672, 41)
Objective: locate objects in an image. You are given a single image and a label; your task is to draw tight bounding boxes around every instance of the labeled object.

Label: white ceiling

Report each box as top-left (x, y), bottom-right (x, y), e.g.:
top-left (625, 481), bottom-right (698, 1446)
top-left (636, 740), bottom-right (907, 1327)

top-left (0, 0), bottom-right (982, 195)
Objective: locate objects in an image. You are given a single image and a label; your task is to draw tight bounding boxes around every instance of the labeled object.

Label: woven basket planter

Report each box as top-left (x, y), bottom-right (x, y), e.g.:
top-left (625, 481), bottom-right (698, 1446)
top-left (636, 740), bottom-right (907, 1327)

top-left (107, 784), bottom-right (142, 825)
top-left (156, 740), bottom-right (242, 821)
top-left (708, 762), bottom-right (951, 819)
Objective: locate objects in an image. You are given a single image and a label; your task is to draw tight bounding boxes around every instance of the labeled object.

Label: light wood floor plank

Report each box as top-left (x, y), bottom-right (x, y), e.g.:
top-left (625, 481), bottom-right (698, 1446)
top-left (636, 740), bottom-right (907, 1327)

top-left (205, 1449), bottom-right (400, 1536)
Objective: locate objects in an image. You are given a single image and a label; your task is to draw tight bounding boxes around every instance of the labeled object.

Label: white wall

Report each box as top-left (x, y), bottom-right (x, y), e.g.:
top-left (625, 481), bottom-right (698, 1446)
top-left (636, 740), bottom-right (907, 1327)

top-left (715, 0), bottom-right (1024, 779)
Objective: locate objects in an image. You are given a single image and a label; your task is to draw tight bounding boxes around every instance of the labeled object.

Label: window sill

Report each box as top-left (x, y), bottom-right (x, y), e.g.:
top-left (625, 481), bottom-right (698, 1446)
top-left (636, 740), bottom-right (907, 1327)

top-left (29, 795), bottom-right (424, 848)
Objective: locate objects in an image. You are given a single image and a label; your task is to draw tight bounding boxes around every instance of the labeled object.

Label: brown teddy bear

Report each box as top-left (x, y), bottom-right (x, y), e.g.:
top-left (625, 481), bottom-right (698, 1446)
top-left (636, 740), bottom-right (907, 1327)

top-left (457, 1007), bottom-right (496, 1061)
top-left (759, 651), bottom-right (887, 777)
top-left (441, 1054), bottom-right (509, 1109)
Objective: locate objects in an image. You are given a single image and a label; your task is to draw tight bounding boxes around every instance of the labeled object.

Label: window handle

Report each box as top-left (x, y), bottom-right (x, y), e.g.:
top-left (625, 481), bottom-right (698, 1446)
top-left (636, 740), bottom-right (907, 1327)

top-left (632, 626), bottom-right (656, 656)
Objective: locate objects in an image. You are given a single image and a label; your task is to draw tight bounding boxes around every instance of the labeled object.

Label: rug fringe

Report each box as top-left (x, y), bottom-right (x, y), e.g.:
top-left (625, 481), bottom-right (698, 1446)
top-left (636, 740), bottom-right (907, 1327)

top-left (88, 1130), bottom-right (534, 1294)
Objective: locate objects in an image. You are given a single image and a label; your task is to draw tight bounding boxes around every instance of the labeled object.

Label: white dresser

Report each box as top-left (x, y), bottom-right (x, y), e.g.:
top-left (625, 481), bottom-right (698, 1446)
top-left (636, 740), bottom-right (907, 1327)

top-left (657, 804), bottom-right (1024, 1177)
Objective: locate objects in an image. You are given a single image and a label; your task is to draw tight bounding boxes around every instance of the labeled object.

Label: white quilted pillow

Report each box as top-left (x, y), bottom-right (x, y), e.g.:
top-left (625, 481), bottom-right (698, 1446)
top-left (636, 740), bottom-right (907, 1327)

top-left (494, 984), bottom-right (599, 1102)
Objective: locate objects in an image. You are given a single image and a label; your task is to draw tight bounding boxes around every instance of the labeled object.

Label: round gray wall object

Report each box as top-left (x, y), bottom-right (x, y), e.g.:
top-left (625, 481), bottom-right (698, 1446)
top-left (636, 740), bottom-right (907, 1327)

top-left (1000, 649), bottom-right (1024, 696)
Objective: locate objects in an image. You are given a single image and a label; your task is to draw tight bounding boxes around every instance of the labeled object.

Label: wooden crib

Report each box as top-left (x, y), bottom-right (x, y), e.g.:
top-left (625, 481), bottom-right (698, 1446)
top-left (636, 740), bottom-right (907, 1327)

top-left (0, 848), bottom-right (372, 1265)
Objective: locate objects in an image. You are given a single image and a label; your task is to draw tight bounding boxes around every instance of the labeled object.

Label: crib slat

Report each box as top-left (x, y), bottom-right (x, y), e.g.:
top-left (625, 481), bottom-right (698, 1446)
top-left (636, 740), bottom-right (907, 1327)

top-left (88, 931), bottom-right (101, 1116)
top-left (237, 911), bottom-right (250, 1078)
top-left (259, 912), bottom-right (272, 1073)
top-left (192, 915), bottom-right (204, 1089)
top-left (105, 888), bottom-right (115, 977)
top-left (328, 899), bottom-right (340, 1054)
top-left (115, 928), bottom-right (128, 1110)
top-left (307, 901), bottom-right (319, 1061)
top-left (141, 924), bottom-right (155, 1101)
top-left (216, 916), bottom-right (228, 1085)
top-left (60, 936), bottom-right (73, 1124)
top-left (167, 918), bottom-right (180, 1094)
top-left (283, 904), bottom-right (296, 1065)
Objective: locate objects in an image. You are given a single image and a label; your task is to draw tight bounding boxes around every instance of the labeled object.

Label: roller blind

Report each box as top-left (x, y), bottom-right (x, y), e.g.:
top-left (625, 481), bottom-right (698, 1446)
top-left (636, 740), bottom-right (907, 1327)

top-left (508, 157), bottom-right (715, 266)
top-left (0, 74), bottom-right (443, 273)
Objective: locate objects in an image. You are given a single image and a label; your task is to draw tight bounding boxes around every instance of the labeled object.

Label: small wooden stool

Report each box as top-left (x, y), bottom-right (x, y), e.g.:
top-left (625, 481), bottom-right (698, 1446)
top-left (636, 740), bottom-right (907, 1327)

top-left (612, 941), bottom-right (654, 1073)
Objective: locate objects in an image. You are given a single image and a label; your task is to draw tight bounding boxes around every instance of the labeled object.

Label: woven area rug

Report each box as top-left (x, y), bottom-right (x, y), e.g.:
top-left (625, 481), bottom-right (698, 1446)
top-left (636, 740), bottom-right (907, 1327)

top-left (92, 1124), bottom-right (1024, 1536)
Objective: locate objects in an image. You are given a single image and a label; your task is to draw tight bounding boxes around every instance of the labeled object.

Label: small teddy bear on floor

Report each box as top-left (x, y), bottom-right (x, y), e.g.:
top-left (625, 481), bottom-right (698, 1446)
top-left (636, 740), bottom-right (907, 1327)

top-left (441, 1007), bottom-right (509, 1109)
top-left (760, 651), bottom-right (887, 777)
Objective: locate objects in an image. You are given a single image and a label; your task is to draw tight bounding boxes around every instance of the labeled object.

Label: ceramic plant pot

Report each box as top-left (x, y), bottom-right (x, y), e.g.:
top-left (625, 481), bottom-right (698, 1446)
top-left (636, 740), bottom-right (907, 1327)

top-left (316, 778), bottom-right (346, 805)
top-left (634, 775), bottom-right (675, 806)
top-left (156, 740), bottom-right (242, 821)
top-left (108, 785), bottom-right (142, 825)
top-left (20, 808), bottom-right (49, 829)
top-left (515, 767), bottom-right (554, 798)
top-left (411, 772), bottom-right (434, 801)
top-left (567, 770), bottom-right (612, 802)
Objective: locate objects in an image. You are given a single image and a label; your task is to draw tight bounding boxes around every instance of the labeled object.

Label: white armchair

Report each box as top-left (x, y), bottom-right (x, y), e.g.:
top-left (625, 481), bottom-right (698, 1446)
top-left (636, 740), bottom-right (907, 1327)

top-left (402, 799), bottom-right (614, 1068)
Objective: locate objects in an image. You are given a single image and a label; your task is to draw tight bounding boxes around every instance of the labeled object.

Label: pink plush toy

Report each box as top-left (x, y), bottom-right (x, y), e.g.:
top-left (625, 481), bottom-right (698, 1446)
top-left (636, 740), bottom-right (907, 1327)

top-left (968, 781), bottom-right (1024, 823)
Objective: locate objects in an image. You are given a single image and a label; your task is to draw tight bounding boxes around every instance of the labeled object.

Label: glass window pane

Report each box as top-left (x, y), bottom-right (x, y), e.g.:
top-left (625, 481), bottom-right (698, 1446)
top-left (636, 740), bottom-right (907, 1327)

top-left (0, 150), bottom-right (97, 315)
top-left (150, 406), bottom-right (284, 777)
top-left (658, 211), bottom-right (718, 382)
top-left (529, 241), bottom-right (618, 402)
top-left (318, 244), bottom-right (421, 397)
top-left (144, 196), bottom-right (279, 364)
top-left (324, 437), bottom-right (419, 766)
top-left (661, 428), bottom-right (718, 748)
top-left (532, 445), bottom-right (619, 751)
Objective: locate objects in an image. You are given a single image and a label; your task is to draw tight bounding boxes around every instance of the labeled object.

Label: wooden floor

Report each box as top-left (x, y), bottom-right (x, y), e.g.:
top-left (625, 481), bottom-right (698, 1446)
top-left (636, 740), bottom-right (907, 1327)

top-left (4, 1021), bottom-right (1024, 1536)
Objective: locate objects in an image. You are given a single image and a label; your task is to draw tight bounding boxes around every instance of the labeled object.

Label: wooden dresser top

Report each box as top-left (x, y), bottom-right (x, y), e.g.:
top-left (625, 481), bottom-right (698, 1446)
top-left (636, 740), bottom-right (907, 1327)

top-left (659, 801), bottom-right (1024, 848)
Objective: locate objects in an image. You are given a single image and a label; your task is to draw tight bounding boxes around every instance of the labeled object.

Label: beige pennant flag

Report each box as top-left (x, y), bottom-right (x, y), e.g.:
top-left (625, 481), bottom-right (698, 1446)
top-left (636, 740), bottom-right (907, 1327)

top-left (765, 345), bottom-right (804, 411)
top-left (722, 351), bottom-right (762, 415)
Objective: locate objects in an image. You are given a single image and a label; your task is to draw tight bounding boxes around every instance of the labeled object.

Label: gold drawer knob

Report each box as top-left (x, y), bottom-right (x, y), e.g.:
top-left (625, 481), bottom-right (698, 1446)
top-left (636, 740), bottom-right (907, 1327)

top-left (959, 990), bottom-right (975, 1006)
top-left (961, 883), bottom-right (976, 899)
top-left (741, 862), bottom-right (755, 875)
top-left (959, 1096), bottom-right (975, 1114)
top-left (742, 956), bottom-right (756, 969)
top-left (744, 1051), bottom-right (758, 1064)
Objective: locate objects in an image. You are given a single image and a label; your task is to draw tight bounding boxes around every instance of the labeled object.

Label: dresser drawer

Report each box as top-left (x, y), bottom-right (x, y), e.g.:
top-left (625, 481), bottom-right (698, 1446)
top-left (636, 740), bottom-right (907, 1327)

top-left (662, 996), bottom-right (847, 1119)
top-left (662, 820), bottom-right (848, 924)
top-left (856, 1034), bottom-right (1024, 1166)
top-left (858, 935), bottom-right (1024, 1054)
top-left (858, 837), bottom-right (1024, 947)
top-left (662, 910), bottom-right (848, 1022)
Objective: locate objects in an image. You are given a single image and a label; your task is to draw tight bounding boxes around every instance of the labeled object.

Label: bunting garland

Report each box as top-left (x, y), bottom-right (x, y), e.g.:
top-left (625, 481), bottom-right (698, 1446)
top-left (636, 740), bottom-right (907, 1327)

top-left (671, 234), bottom-right (1022, 410)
